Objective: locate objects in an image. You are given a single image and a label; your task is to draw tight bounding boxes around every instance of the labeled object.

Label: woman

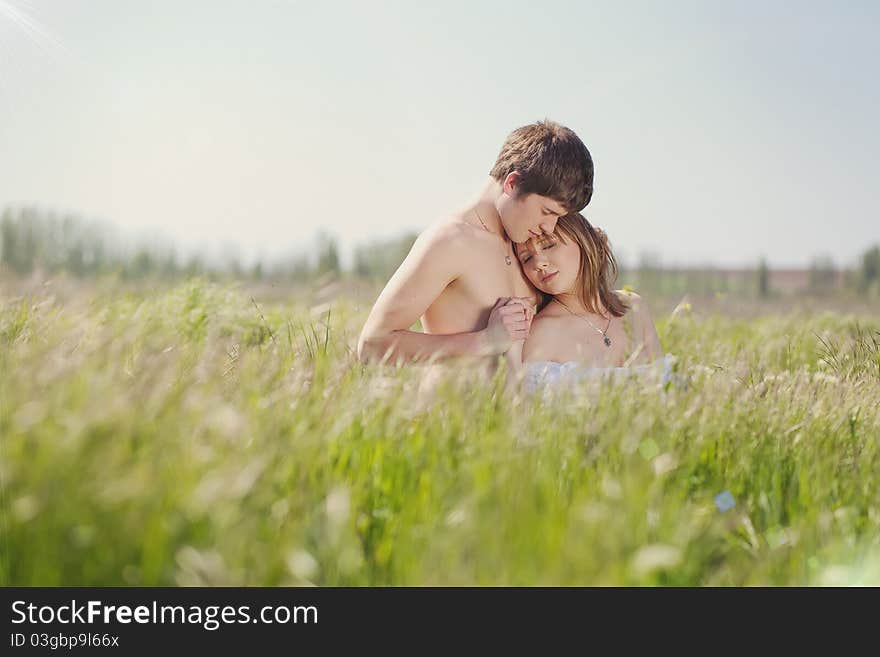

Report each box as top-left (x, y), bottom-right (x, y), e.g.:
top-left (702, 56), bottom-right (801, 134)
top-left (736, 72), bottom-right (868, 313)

top-left (505, 212), bottom-right (674, 392)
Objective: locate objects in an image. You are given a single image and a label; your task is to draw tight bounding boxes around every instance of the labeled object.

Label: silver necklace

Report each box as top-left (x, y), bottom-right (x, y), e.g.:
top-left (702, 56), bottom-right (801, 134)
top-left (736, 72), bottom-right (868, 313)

top-left (474, 208), bottom-right (512, 266)
top-left (553, 298), bottom-right (613, 347)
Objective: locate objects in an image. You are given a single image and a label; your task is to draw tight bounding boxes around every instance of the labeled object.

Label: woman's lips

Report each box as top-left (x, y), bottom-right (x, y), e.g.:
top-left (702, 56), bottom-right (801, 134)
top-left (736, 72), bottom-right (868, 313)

top-left (541, 271), bottom-right (558, 283)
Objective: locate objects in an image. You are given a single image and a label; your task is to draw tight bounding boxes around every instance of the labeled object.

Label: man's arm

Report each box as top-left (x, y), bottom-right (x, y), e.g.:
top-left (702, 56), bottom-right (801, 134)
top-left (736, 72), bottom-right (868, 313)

top-left (357, 225), bottom-right (529, 364)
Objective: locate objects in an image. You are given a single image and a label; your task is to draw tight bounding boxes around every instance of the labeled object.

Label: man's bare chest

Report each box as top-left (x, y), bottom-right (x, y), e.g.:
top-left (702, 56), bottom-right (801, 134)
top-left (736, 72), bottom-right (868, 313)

top-left (421, 258), bottom-right (536, 334)
top-left (454, 262), bottom-right (535, 304)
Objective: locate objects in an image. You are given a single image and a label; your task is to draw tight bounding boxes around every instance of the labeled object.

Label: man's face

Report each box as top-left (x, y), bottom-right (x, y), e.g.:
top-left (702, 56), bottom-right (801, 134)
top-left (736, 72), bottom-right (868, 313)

top-left (497, 175), bottom-right (567, 243)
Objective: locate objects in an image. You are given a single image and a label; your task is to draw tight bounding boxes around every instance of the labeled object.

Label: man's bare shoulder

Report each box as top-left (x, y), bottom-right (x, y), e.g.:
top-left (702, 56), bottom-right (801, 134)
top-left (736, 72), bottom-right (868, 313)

top-left (381, 214), bottom-right (483, 290)
top-left (414, 214), bottom-right (484, 254)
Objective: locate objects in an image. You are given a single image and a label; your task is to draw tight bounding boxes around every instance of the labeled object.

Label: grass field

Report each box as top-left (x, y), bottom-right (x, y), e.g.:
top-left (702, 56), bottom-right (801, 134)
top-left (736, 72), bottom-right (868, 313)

top-left (2, 276), bottom-right (879, 585)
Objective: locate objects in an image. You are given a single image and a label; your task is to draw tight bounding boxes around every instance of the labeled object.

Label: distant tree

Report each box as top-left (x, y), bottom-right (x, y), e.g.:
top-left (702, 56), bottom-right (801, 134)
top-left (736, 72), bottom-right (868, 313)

top-left (18, 207), bottom-right (38, 274)
top-left (126, 248), bottom-right (155, 279)
top-left (159, 248), bottom-right (179, 280)
top-left (289, 253), bottom-right (312, 282)
top-left (66, 242), bottom-right (86, 276)
top-left (859, 244), bottom-right (880, 295)
top-left (636, 251), bottom-right (662, 296)
top-left (315, 232), bottom-right (340, 277)
top-left (1, 208), bottom-right (18, 271)
top-left (60, 214), bottom-right (83, 274)
top-left (0, 206), bottom-right (124, 276)
top-left (757, 257), bottom-right (770, 298)
top-left (352, 232), bottom-right (418, 282)
top-left (183, 254), bottom-right (205, 278)
top-left (218, 243), bottom-right (243, 280)
top-left (90, 239), bottom-right (107, 274)
top-left (808, 253), bottom-right (836, 294)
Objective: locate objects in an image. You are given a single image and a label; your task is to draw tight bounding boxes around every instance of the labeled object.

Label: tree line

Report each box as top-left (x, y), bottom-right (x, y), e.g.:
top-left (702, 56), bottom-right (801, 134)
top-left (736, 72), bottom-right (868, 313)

top-left (1, 206), bottom-right (878, 298)
top-left (0, 206), bottom-right (418, 285)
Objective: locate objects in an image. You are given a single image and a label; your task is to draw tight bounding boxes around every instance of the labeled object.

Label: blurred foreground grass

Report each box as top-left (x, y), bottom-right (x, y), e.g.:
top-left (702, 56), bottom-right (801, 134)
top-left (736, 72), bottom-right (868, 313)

top-left (1, 277), bottom-right (879, 585)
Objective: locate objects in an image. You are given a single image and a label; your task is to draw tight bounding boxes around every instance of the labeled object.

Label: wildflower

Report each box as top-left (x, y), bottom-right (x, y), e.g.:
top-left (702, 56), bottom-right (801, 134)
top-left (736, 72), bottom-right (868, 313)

top-left (714, 489), bottom-right (736, 513)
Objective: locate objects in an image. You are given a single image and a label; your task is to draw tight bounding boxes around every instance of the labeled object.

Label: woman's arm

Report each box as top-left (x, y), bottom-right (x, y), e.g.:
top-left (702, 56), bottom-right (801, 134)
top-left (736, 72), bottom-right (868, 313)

top-left (618, 291), bottom-right (663, 365)
top-left (503, 339), bottom-right (524, 390)
top-left (641, 306), bottom-right (663, 361)
top-left (505, 339), bottom-right (524, 368)
top-left (630, 293), bottom-right (663, 363)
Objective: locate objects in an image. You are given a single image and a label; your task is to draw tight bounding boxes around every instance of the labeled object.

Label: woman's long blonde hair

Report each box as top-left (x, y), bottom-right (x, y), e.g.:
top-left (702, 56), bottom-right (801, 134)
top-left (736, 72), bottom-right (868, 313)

top-left (533, 212), bottom-right (629, 318)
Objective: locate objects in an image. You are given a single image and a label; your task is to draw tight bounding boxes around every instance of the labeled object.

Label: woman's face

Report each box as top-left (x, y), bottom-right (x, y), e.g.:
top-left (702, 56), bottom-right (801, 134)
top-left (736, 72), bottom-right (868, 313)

top-left (515, 232), bottom-right (582, 295)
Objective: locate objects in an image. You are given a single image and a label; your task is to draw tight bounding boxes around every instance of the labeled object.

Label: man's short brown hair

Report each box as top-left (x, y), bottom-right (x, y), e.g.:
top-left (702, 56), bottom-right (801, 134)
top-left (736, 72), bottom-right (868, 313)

top-left (489, 119), bottom-right (594, 212)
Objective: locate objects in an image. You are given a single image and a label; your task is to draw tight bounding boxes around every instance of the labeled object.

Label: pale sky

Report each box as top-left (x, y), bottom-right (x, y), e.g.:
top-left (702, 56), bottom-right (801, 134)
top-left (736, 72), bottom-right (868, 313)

top-left (0, 0), bottom-right (877, 269)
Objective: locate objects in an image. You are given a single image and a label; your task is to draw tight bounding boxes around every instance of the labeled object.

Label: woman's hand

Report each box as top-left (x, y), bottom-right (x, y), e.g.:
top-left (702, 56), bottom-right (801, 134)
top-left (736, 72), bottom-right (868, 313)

top-left (506, 296), bottom-right (535, 324)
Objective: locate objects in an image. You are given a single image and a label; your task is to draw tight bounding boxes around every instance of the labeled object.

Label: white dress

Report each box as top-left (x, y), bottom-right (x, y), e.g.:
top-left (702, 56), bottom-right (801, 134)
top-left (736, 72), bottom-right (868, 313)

top-left (522, 353), bottom-right (678, 396)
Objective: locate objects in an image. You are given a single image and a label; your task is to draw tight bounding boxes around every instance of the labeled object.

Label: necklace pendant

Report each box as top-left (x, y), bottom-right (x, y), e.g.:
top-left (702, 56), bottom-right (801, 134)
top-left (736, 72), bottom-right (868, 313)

top-left (603, 335), bottom-right (612, 347)
top-left (505, 255), bottom-right (512, 266)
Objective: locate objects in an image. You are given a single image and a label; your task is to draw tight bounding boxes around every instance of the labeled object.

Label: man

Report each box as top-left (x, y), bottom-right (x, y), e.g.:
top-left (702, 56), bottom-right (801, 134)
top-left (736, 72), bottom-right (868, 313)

top-left (357, 119), bottom-right (594, 365)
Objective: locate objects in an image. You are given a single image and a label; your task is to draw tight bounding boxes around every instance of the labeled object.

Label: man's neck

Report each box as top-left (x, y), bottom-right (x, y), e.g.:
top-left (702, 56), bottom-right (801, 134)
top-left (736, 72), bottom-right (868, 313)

top-left (469, 179), bottom-right (507, 239)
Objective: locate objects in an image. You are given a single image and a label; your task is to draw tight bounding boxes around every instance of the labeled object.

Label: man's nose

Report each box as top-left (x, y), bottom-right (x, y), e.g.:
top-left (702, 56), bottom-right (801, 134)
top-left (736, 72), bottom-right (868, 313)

top-left (538, 217), bottom-right (558, 234)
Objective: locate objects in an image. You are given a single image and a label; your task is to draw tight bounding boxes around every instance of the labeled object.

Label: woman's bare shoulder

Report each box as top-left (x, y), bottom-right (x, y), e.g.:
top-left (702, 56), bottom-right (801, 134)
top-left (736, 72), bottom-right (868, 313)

top-left (614, 288), bottom-right (643, 304)
top-left (522, 313), bottom-right (567, 362)
top-left (615, 289), bottom-right (662, 360)
top-left (615, 289), bottom-right (652, 317)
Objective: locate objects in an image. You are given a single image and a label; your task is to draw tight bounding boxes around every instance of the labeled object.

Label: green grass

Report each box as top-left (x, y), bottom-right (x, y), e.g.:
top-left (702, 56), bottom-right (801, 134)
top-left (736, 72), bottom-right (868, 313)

top-left (1, 278), bottom-right (879, 585)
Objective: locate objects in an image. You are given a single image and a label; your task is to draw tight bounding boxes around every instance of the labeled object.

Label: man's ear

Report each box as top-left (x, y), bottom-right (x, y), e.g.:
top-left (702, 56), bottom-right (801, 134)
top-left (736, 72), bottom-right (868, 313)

top-left (502, 171), bottom-right (522, 197)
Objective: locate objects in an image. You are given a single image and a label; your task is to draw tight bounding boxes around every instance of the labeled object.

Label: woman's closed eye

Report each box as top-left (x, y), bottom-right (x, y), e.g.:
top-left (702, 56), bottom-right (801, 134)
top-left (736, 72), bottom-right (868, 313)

top-left (519, 241), bottom-right (555, 264)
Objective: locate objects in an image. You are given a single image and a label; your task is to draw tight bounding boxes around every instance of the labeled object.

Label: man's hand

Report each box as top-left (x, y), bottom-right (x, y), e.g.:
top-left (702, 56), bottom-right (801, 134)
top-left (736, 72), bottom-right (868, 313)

top-left (481, 297), bottom-right (534, 355)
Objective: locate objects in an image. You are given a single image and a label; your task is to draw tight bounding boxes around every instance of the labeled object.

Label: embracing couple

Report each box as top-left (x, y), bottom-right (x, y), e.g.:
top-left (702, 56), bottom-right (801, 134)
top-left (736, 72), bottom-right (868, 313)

top-left (357, 119), bottom-right (671, 393)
